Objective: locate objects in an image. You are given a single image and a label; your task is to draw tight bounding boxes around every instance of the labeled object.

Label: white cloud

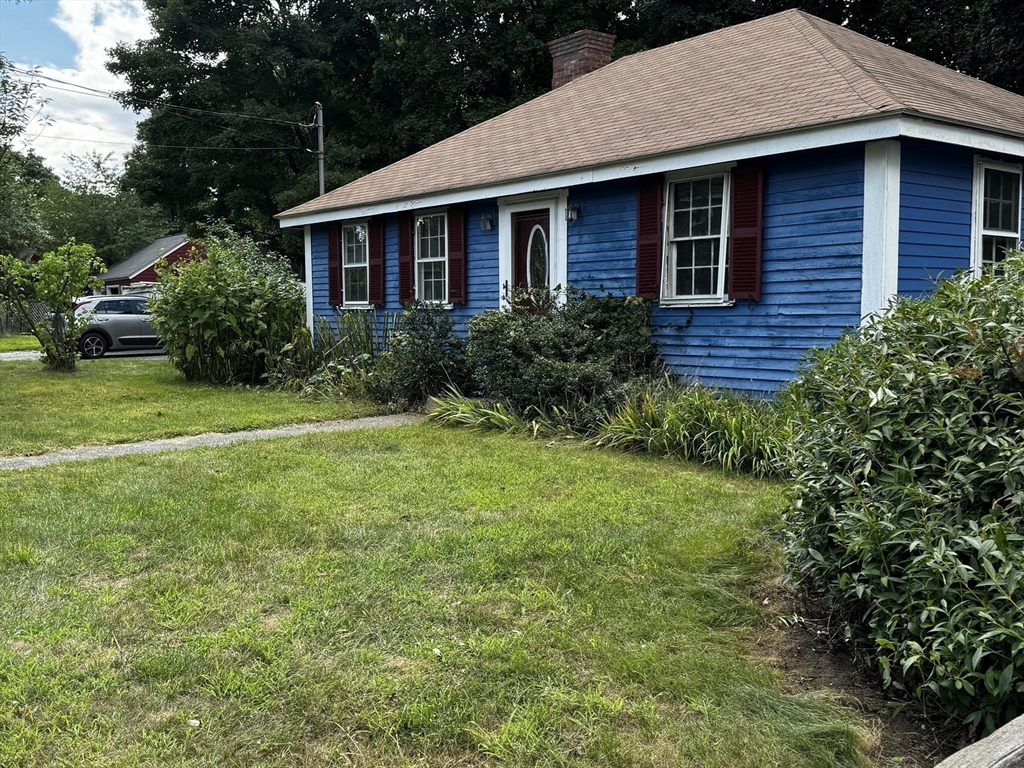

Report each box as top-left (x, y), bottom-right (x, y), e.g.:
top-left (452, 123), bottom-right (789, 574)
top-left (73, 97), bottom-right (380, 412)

top-left (16, 0), bottom-right (152, 179)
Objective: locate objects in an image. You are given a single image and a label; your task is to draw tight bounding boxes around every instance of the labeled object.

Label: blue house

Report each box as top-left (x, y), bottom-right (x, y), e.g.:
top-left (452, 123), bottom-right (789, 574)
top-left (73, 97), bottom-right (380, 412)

top-left (277, 9), bottom-right (1024, 393)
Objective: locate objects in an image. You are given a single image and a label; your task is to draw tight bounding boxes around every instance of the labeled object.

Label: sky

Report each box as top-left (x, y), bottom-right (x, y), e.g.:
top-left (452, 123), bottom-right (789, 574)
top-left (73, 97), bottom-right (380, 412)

top-left (0, 0), bottom-right (152, 178)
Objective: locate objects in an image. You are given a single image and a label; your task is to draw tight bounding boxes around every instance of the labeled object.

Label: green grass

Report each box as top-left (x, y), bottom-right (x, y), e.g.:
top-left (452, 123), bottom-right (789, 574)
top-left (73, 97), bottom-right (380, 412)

top-left (0, 335), bottom-right (41, 353)
top-left (0, 427), bottom-right (873, 767)
top-left (0, 358), bottom-right (377, 456)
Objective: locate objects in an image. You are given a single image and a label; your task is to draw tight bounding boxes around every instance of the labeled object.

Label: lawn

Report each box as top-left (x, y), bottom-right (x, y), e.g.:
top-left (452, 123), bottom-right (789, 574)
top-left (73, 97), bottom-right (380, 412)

top-left (0, 427), bottom-right (873, 767)
top-left (0, 334), bottom-right (41, 353)
top-left (0, 358), bottom-right (377, 456)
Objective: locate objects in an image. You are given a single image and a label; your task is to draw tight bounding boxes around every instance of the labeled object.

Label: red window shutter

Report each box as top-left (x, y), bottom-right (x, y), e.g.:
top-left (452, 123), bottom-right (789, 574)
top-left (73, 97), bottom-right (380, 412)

top-left (447, 206), bottom-right (466, 305)
top-left (636, 174), bottom-right (664, 299)
top-left (728, 164), bottom-right (764, 302)
top-left (368, 218), bottom-right (385, 306)
top-left (327, 223), bottom-right (342, 306)
top-left (398, 213), bottom-right (414, 303)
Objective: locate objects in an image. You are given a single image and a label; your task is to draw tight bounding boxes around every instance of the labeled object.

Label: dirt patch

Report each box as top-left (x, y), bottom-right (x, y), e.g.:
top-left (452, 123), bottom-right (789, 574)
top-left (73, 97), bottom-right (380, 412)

top-left (756, 583), bottom-right (958, 767)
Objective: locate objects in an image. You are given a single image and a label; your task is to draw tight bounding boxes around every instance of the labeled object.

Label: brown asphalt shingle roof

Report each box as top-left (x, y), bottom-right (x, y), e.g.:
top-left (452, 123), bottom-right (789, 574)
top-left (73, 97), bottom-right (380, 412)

top-left (279, 8), bottom-right (1024, 220)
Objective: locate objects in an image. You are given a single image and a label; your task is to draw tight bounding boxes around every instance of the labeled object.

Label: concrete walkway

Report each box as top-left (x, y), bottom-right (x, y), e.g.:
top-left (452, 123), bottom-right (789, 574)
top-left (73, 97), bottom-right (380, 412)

top-left (0, 414), bottom-right (425, 471)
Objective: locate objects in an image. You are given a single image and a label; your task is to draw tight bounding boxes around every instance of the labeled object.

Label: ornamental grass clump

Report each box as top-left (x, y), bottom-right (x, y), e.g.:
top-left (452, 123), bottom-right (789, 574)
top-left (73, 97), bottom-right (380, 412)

top-left (595, 380), bottom-right (790, 478)
top-left (779, 253), bottom-right (1024, 734)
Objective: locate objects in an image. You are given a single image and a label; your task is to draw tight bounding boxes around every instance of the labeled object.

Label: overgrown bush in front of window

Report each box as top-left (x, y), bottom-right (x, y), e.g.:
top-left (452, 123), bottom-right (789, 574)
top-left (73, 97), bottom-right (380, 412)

top-left (150, 228), bottom-right (303, 385)
top-left (466, 286), bottom-right (660, 422)
top-left (371, 301), bottom-right (470, 406)
top-left (778, 253), bottom-right (1024, 734)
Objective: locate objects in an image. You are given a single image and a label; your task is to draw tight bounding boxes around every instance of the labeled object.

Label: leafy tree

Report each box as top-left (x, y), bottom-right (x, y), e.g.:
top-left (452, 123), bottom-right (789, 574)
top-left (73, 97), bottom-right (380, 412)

top-left (39, 152), bottom-right (171, 266)
top-left (0, 56), bottom-right (51, 256)
top-left (0, 240), bottom-right (105, 372)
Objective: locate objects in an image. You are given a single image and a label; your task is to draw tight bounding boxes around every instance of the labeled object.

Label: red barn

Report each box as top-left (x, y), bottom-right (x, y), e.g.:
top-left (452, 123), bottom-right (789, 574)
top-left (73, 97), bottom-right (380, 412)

top-left (100, 234), bottom-right (203, 294)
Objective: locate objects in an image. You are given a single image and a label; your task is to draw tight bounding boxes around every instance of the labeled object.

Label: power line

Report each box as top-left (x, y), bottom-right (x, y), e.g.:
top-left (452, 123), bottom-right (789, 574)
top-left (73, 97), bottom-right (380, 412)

top-left (9, 66), bottom-right (312, 128)
top-left (15, 79), bottom-right (308, 151)
top-left (33, 133), bottom-right (308, 151)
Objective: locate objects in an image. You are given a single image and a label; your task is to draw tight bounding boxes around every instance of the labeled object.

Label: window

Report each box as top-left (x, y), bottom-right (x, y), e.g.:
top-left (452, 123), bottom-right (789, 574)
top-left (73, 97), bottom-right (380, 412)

top-left (973, 160), bottom-right (1022, 276)
top-left (342, 223), bottom-right (369, 305)
top-left (416, 212), bottom-right (447, 302)
top-left (663, 173), bottom-right (731, 303)
top-left (131, 299), bottom-right (150, 315)
top-left (97, 300), bottom-right (133, 314)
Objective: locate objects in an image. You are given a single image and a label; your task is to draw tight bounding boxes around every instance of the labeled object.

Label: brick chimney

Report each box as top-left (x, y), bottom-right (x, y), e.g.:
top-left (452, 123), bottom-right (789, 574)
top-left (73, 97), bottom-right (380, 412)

top-left (547, 30), bottom-right (616, 89)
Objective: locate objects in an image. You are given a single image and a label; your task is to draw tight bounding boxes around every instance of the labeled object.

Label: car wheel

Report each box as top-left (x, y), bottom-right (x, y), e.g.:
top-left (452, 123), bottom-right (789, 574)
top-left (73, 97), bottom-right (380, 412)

top-left (80, 332), bottom-right (109, 359)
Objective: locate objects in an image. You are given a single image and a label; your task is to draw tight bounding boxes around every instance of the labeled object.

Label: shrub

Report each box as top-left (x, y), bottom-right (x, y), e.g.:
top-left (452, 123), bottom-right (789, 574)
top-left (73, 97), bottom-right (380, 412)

top-left (0, 240), bottom-right (104, 372)
top-left (374, 301), bottom-right (469, 406)
top-left (778, 253), bottom-right (1024, 733)
top-left (150, 229), bottom-right (303, 385)
top-left (595, 380), bottom-right (790, 478)
top-left (466, 286), bottom-right (660, 419)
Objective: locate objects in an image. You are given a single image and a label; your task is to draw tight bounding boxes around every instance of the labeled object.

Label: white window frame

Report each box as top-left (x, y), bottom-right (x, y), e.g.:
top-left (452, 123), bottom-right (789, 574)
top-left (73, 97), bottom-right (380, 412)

top-left (415, 209), bottom-right (449, 304)
top-left (497, 190), bottom-right (568, 306)
top-left (341, 221), bottom-right (370, 308)
top-left (971, 157), bottom-right (1023, 277)
top-left (660, 165), bottom-right (735, 307)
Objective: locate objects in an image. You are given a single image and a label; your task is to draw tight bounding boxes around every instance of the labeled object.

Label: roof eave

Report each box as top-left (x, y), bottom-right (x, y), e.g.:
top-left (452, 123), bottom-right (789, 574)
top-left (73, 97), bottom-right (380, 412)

top-left (278, 110), bottom-right (1024, 229)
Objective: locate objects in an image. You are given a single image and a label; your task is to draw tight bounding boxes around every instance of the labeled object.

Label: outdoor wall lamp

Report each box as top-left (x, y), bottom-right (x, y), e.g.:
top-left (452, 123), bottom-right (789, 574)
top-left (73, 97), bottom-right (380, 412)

top-left (479, 214), bottom-right (493, 231)
top-left (565, 203), bottom-right (580, 223)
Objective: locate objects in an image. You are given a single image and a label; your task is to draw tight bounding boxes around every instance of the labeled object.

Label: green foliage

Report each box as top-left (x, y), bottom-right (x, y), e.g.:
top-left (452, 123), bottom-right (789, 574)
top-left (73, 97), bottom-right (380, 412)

top-left (595, 380), bottom-right (790, 478)
top-left (149, 228), bottom-right (304, 384)
top-left (270, 311), bottom-right (400, 403)
top-left (374, 301), bottom-right (470, 406)
top-left (0, 240), bottom-right (104, 372)
top-left (778, 253), bottom-right (1024, 733)
top-left (39, 152), bottom-right (170, 266)
top-left (467, 287), bottom-right (660, 419)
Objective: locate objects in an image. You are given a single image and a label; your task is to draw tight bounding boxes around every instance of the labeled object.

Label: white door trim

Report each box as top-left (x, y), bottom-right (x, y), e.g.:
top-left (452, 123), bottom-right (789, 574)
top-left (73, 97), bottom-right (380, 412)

top-left (497, 190), bottom-right (568, 305)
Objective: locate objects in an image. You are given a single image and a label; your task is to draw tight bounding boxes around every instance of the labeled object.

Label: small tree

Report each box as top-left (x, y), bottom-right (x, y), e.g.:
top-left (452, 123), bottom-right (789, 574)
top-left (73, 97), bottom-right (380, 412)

top-left (0, 240), bottom-right (104, 372)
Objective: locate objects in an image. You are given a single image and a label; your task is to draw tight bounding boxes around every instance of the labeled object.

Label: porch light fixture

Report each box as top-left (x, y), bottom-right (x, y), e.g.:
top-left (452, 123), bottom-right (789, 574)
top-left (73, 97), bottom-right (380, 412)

top-left (565, 203), bottom-right (580, 223)
top-left (479, 214), bottom-right (493, 231)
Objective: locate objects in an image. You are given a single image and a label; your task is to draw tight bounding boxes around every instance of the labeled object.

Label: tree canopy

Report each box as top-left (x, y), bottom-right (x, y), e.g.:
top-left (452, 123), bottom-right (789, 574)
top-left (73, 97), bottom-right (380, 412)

top-left (105, 0), bottom-right (1024, 260)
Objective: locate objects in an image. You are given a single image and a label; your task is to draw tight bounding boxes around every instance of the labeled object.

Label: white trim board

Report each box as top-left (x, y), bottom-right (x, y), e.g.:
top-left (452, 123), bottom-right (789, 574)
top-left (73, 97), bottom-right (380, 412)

top-left (861, 140), bottom-right (901, 320)
top-left (279, 114), bottom-right (1024, 229)
top-left (303, 225), bottom-right (313, 332)
top-left (497, 191), bottom-right (568, 305)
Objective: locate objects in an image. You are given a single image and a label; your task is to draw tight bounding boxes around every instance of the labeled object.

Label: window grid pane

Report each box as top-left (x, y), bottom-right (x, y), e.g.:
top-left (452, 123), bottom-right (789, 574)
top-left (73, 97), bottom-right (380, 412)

top-left (344, 265), bottom-right (369, 303)
top-left (343, 224), bottom-right (368, 266)
top-left (669, 175), bottom-right (726, 298)
top-left (416, 214), bottom-right (447, 302)
top-left (983, 169), bottom-right (1021, 234)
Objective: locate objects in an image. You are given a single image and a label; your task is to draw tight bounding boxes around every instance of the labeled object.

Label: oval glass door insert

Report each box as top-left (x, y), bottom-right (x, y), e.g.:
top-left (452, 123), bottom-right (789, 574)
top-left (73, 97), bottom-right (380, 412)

top-left (527, 225), bottom-right (548, 288)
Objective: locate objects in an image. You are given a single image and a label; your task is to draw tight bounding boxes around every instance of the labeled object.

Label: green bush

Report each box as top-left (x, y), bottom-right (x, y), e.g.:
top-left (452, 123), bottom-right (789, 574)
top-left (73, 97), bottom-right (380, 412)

top-left (595, 380), bottom-right (790, 478)
top-left (466, 287), bottom-right (660, 419)
top-left (778, 253), bottom-right (1024, 733)
top-left (0, 240), bottom-right (104, 372)
top-left (150, 229), bottom-right (303, 385)
top-left (372, 301), bottom-right (469, 406)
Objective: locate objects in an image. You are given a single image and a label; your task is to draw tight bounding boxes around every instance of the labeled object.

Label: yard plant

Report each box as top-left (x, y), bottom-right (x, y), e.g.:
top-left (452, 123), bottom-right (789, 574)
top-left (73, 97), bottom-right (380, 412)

top-left (779, 253), bottom-right (1024, 734)
top-left (0, 240), bottom-right (104, 371)
top-left (150, 228), bottom-right (304, 385)
top-left (0, 427), bottom-right (874, 767)
top-left (466, 287), bottom-right (660, 422)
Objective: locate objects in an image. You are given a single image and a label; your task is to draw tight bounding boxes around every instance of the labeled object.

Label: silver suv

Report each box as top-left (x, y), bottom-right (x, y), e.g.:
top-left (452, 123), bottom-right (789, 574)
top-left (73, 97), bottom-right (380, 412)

top-left (76, 297), bottom-right (162, 359)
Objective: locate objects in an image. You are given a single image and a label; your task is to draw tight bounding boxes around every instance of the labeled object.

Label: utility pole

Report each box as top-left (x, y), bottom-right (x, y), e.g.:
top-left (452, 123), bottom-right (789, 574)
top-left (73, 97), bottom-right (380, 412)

top-left (314, 101), bottom-right (325, 197)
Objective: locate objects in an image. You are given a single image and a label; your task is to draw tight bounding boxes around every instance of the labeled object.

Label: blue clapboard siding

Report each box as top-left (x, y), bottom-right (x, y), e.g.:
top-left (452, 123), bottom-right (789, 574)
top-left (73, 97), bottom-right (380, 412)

top-left (898, 138), bottom-right (1024, 297)
top-left (651, 145), bottom-right (865, 393)
top-left (309, 199), bottom-right (500, 335)
top-left (567, 179), bottom-right (638, 294)
top-left (311, 148), bottom-right (864, 392)
top-left (898, 139), bottom-right (973, 296)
